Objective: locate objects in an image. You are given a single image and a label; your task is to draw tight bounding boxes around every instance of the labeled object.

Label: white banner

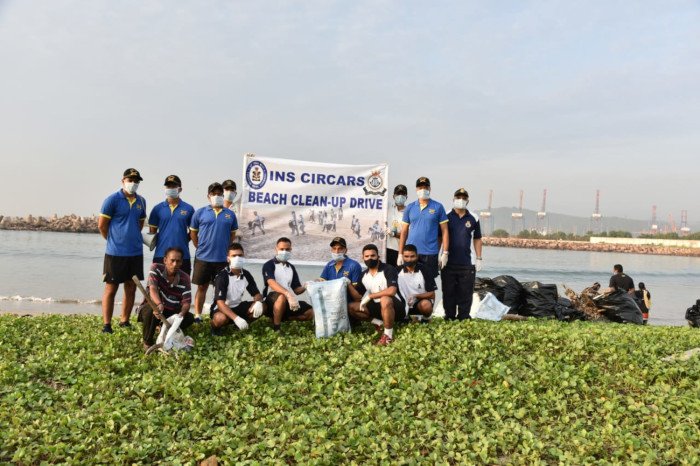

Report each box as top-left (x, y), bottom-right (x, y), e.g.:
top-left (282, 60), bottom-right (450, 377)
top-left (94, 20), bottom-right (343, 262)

top-left (239, 154), bottom-right (389, 264)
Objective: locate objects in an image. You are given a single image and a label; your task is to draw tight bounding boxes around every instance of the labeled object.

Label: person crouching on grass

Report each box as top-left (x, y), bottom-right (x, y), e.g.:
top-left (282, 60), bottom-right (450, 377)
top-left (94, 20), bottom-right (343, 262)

top-left (210, 243), bottom-right (266, 336)
top-left (397, 244), bottom-right (436, 323)
top-left (141, 247), bottom-right (194, 351)
top-left (348, 244), bottom-right (405, 345)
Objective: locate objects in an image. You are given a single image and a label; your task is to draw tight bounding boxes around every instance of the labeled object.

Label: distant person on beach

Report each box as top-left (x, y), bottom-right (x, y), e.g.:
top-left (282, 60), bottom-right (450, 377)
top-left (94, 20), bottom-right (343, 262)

top-left (250, 211), bottom-right (265, 236)
top-left (210, 243), bottom-right (265, 335)
top-left (398, 176), bottom-right (449, 279)
top-left (347, 244), bottom-right (405, 345)
top-left (635, 282), bottom-right (652, 324)
top-left (608, 264), bottom-right (634, 294)
top-left (141, 247), bottom-right (194, 350)
top-left (442, 188), bottom-right (482, 320)
top-left (148, 175), bottom-right (195, 275)
top-left (386, 184), bottom-right (408, 267)
top-left (397, 244), bottom-right (436, 322)
top-left (222, 179), bottom-right (238, 214)
top-left (297, 214), bottom-right (305, 235)
top-left (261, 237), bottom-right (313, 332)
top-left (289, 211), bottom-right (299, 236)
top-left (98, 168), bottom-right (147, 334)
top-left (190, 182), bottom-right (238, 322)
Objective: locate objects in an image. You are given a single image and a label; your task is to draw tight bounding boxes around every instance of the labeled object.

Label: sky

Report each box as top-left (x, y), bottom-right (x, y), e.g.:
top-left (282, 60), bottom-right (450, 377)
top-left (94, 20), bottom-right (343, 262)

top-left (0, 0), bottom-right (698, 224)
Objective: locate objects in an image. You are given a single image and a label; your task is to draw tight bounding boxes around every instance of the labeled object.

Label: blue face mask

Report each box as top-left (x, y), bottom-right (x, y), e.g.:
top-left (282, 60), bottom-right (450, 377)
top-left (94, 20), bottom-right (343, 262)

top-left (331, 252), bottom-right (345, 262)
top-left (276, 250), bottom-right (291, 262)
top-left (417, 189), bottom-right (430, 200)
top-left (394, 195), bottom-right (407, 206)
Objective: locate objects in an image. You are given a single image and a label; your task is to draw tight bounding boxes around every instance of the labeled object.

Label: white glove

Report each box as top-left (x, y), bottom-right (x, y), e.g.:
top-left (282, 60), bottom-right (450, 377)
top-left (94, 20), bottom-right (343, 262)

top-left (286, 292), bottom-right (300, 311)
top-left (407, 295), bottom-right (416, 307)
top-left (233, 315), bottom-right (249, 330)
top-left (250, 301), bottom-right (264, 319)
top-left (396, 255), bottom-right (404, 266)
top-left (475, 258), bottom-right (483, 272)
top-left (438, 252), bottom-right (449, 270)
top-left (360, 293), bottom-right (372, 310)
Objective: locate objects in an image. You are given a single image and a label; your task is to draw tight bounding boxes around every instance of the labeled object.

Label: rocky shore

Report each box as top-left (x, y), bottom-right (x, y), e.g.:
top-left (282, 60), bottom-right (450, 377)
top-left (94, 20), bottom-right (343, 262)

top-left (483, 237), bottom-right (700, 257)
top-left (0, 214), bottom-right (98, 233)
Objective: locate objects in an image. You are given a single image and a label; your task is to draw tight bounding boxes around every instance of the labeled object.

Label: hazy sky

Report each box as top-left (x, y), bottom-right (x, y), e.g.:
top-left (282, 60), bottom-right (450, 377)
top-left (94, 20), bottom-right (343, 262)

top-left (0, 1), bottom-right (698, 223)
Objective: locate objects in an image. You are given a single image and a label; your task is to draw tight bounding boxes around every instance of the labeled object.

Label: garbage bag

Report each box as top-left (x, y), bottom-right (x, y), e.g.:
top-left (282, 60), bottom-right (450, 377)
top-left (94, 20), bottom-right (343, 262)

top-left (594, 291), bottom-right (643, 324)
top-left (474, 277), bottom-right (498, 300)
top-left (492, 275), bottom-right (525, 313)
top-left (520, 281), bottom-right (558, 318)
top-left (685, 303), bottom-right (700, 328)
top-left (156, 315), bottom-right (194, 351)
top-left (307, 279), bottom-right (351, 338)
top-left (472, 292), bottom-right (510, 321)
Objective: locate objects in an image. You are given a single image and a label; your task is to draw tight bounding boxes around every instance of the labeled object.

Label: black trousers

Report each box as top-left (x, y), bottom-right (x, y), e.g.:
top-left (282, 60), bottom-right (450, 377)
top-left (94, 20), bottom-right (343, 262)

top-left (441, 265), bottom-right (476, 320)
top-left (386, 248), bottom-right (399, 267)
top-left (141, 308), bottom-right (194, 345)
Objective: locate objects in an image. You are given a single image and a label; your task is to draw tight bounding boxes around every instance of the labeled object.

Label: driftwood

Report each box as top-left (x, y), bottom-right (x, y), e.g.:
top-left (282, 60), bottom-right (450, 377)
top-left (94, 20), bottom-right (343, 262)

top-left (563, 284), bottom-right (606, 320)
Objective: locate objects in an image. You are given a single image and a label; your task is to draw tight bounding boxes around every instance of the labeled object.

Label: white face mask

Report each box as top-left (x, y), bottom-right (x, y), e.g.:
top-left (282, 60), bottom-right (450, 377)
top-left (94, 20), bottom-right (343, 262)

top-left (453, 198), bottom-right (469, 210)
top-left (210, 195), bottom-right (224, 208)
top-left (331, 252), bottom-right (345, 262)
top-left (224, 190), bottom-right (236, 202)
top-left (165, 188), bottom-right (180, 199)
top-left (229, 255), bottom-right (246, 270)
top-left (123, 181), bottom-right (139, 195)
top-left (394, 195), bottom-right (407, 206)
top-left (417, 189), bottom-right (430, 200)
top-left (276, 250), bottom-right (291, 262)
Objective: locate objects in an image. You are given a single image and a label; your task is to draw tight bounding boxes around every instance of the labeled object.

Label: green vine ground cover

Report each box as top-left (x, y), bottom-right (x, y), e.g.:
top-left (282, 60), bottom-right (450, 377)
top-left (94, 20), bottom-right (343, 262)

top-left (1, 315), bottom-right (699, 465)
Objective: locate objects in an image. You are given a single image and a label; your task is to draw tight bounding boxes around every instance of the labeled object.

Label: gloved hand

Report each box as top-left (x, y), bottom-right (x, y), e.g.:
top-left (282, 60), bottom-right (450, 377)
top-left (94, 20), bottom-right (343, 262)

top-left (360, 293), bottom-right (371, 310)
top-left (396, 255), bottom-right (404, 267)
top-left (342, 277), bottom-right (351, 286)
top-left (438, 252), bottom-right (449, 270)
top-left (233, 315), bottom-right (249, 330)
top-left (286, 291), bottom-right (300, 311)
top-left (476, 258), bottom-right (483, 272)
top-left (407, 295), bottom-right (416, 307)
top-left (250, 301), bottom-right (264, 319)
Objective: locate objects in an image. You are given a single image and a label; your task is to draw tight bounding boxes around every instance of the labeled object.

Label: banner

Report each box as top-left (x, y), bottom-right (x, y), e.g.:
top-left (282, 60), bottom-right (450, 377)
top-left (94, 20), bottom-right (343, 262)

top-left (239, 154), bottom-right (389, 264)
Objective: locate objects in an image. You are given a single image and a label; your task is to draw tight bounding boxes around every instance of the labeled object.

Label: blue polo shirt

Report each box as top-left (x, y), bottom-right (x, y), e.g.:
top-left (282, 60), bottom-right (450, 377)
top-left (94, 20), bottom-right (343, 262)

top-left (190, 206), bottom-right (238, 262)
top-left (320, 256), bottom-right (362, 285)
top-left (100, 190), bottom-right (147, 257)
top-left (446, 209), bottom-right (482, 266)
top-left (148, 200), bottom-right (195, 260)
top-left (402, 199), bottom-right (448, 255)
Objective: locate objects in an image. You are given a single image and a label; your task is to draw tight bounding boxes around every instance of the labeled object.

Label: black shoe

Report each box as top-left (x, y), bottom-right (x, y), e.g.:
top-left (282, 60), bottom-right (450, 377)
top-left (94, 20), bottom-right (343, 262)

top-left (210, 327), bottom-right (224, 337)
top-left (194, 316), bottom-right (202, 324)
top-left (102, 324), bottom-right (113, 334)
top-left (118, 321), bottom-right (132, 328)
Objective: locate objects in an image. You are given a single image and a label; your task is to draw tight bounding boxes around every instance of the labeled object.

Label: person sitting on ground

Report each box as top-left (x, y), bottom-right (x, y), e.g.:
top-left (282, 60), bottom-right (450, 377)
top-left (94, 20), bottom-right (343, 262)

top-left (608, 264), bottom-right (634, 294)
top-left (141, 247), bottom-right (194, 351)
top-left (348, 244), bottom-right (405, 345)
top-left (397, 244), bottom-right (436, 323)
top-left (210, 243), bottom-right (266, 335)
top-left (634, 282), bottom-right (652, 325)
top-left (261, 237), bottom-right (313, 332)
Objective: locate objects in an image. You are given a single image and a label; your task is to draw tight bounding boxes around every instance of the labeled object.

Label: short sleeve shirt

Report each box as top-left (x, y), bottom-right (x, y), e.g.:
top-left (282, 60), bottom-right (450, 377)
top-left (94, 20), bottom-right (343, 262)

top-left (320, 257), bottom-right (362, 285)
top-left (397, 264), bottom-right (437, 302)
top-left (446, 209), bottom-right (482, 266)
top-left (146, 263), bottom-right (191, 313)
top-left (402, 199), bottom-right (448, 255)
top-left (148, 200), bottom-right (195, 260)
top-left (100, 190), bottom-right (147, 256)
top-left (190, 206), bottom-right (238, 262)
top-left (212, 268), bottom-right (260, 310)
top-left (261, 259), bottom-right (302, 297)
top-left (355, 263), bottom-right (400, 303)
top-left (609, 273), bottom-right (634, 292)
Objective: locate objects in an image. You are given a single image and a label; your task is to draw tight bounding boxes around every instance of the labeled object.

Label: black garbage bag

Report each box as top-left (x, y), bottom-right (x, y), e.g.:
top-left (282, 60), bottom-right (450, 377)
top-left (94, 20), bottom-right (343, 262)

top-left (519, 281), bottom-right (558, 318)
top-left (685, 302), bottom-right (700, 328)
top-left (492, 275), bottom-right (525, 313)
top-left (554, 296), bottom-right (586, 322)
top-left (594, 291), bottom-right (643, 324)
top-left (474, 277), bottom-right (499, 300)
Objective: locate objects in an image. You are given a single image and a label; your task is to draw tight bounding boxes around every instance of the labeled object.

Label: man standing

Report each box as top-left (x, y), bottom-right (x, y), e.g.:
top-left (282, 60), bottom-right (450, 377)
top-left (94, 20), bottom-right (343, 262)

top-left (141, 247), bottom-right (194, 350)
top-left (190, 182), bottom-right (238, 322)
top-left (210, 243), bottom-right (265, 335)
top-left (442, 188), bottom-right (483, 320)
top-left (609, 264), bottom-right (634, 294)
top-left (397, 244), bottom-right (437, 322)
top-left (398, 177), bottom-right (449, 280)
top-left (222, 179), bottom-right (238, 214)
top-left (98, 168), bottom-right (147, 333)
top-left (262, 237), bottom-right (313, 332)
top-left (385, 184), bottom-right (408, 267)
top-left (148, 175), bottom-right (195, 275)
top-left (348, 244), bottom-right (405, 345)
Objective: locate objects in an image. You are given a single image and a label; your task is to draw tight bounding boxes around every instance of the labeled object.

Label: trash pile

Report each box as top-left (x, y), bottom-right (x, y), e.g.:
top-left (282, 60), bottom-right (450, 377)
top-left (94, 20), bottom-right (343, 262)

top-left (473, 275), bottom-right (643, 325)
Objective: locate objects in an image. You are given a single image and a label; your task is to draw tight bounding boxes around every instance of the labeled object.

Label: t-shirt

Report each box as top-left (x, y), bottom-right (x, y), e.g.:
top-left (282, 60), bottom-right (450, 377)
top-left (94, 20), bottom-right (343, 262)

top-left (146, 263), bottom-right (191, 314)
top-left (355, 262), bottom-right (400, 303)
top-left (320, 257), bottom-right (362, 285)
top-left (148, 200), bottom-right (195, 260)
top-left (446, 209), bottom-right (482, 266)
top-left (190, 206), bottom-right (238, 262)
top-left (397, 264), bottom-right (437, 305)
top-left (261, 259), bottom-right (302, 296)
top-left (609, 273), bottom-right (634, 292)
top-left (402, 199), bottom-right (448, 255)
top-left (211, 268), bottom-right (260, 311)
top-left (386, 204), bottom-right (405, 252)
top-left (100, 190), bottom-right (147, 256)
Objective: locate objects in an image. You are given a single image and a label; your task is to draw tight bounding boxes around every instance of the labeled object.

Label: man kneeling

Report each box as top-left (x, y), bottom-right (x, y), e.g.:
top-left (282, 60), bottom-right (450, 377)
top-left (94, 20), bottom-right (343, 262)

top-left (210, 243), bottom-right (265, 335)
top-left (142, 247), bottom-right (194, 350)
top-left (348, 244), bottom-right (405, 345)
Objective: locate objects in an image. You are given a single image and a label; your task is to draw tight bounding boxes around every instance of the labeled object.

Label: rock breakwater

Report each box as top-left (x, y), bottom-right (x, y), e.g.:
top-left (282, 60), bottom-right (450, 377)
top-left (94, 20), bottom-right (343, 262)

top-left (0, 214), bottom-right (98, 233)
top-left (483, 237), bottom-right (700, 257)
